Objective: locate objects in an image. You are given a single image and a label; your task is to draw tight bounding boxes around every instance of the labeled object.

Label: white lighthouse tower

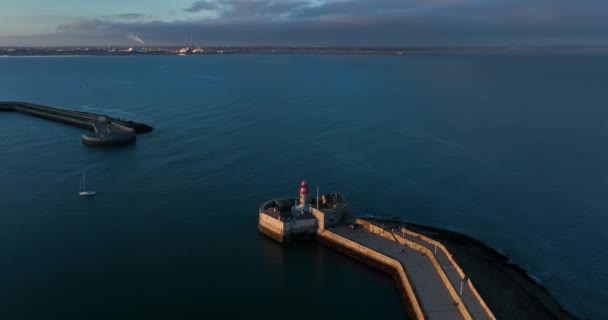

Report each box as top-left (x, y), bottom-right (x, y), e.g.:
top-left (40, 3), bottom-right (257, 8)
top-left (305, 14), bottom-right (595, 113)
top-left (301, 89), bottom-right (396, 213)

top-left (294, 180), bottom-right (311, 214)
top-left (299, 180), bottom-right (309, 205)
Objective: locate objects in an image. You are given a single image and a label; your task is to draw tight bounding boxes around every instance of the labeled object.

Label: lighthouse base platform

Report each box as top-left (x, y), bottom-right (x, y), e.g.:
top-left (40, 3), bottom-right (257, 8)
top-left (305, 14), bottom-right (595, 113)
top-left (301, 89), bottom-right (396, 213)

top-left (258, 197), bottom-right (348, 243)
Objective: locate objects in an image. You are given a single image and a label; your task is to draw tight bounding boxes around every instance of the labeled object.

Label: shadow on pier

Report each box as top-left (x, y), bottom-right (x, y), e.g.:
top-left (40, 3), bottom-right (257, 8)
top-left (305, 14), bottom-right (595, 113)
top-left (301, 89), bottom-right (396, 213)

top-left (0, 101), bottom-right (153, 146)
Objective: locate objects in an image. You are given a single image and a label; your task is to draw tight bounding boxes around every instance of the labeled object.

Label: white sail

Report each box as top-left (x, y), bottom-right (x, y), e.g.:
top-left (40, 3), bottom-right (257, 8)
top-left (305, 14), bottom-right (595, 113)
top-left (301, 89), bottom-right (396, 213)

top-left (79, 170), bottom-right (96, 196)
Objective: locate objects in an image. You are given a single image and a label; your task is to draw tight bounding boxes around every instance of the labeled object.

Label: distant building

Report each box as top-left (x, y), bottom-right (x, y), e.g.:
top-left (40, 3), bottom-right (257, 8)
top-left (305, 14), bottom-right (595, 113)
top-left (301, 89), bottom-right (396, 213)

top-left (177, 34), bottom-right (205, 55)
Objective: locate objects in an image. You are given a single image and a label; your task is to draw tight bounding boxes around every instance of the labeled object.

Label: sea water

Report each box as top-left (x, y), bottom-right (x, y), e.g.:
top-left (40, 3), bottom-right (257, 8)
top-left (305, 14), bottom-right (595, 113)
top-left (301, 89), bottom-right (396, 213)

top-left (1, 53), bottom-right (607, 319)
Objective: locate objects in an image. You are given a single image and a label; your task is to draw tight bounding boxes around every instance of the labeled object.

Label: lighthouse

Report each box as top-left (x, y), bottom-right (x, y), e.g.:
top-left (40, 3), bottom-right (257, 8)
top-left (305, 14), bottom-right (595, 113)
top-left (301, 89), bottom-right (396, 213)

top-left (299, 180), bottom-right (309, 206)
top-left (293, 180), bottom-right (311, 214)
top-left (259, 179), bottom-right (348, 242)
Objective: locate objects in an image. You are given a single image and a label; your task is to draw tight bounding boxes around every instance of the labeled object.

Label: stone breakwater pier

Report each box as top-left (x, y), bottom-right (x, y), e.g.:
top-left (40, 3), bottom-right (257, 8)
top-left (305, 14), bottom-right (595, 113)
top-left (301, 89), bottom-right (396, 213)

top-left (259, 180), bottom-right (496, 320)
top-left (0, 101), bottom-right (153, 146)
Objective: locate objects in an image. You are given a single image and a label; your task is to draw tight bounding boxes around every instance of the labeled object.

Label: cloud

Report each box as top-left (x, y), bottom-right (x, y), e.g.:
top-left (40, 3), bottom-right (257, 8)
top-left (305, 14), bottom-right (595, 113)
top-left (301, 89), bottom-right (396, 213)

top-left (184, 0), bottom-right (223, 12)
top-left (56, 19), bottom-right (106, 31)
top-left (114, 13), bottom-right (150, 19)
top-left (184, 0), bottom-right (312, 18)
top-left (29, 0), bottom-right (608, 46)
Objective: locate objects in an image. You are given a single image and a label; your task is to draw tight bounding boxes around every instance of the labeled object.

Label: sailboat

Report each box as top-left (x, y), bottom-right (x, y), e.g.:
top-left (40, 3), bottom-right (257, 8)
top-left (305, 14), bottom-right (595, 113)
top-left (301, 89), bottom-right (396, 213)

top-left (79, 170), bottom-right (96, 196)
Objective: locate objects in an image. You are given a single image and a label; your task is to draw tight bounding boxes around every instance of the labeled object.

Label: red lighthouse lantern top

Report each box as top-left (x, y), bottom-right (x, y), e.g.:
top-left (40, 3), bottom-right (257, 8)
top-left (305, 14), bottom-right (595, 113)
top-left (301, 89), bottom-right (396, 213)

top-left (299, 180), bottom-right (309, 195)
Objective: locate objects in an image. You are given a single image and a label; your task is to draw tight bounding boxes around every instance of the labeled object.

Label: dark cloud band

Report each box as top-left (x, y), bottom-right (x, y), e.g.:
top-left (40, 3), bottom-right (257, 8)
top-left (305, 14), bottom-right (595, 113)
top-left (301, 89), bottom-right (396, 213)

top-left (8, 0), bottom-right (608, 46)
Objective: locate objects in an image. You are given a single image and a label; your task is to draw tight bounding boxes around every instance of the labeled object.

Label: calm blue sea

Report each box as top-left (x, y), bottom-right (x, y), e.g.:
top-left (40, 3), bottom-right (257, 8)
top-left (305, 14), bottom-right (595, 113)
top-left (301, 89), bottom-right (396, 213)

top-left (1, 53), bottom-right (607, 319)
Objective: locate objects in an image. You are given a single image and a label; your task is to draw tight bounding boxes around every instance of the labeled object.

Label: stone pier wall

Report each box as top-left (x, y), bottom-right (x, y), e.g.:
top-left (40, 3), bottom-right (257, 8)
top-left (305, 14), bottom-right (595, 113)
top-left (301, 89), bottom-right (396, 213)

top-left (356, 219), bottom-right (473, 320)
top-left (399, 227), bottom-right (496, 320)
top-left (316, 230), bottom-right (425, 320)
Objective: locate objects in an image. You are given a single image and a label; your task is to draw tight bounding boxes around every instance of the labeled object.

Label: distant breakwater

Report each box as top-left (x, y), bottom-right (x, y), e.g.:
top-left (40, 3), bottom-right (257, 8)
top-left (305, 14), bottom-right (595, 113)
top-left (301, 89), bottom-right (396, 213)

top-left (0, 101), bottom-right (152, 146)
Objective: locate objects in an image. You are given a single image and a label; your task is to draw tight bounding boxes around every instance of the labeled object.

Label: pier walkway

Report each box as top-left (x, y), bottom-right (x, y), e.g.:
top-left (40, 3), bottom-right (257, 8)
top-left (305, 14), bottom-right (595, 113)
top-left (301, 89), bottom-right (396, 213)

top-left (258, 185), bottom-right (495, 319)
top-left (392, 227), bottom-right (495, 319)
top-left (330, 225), bottom-right (465, 320)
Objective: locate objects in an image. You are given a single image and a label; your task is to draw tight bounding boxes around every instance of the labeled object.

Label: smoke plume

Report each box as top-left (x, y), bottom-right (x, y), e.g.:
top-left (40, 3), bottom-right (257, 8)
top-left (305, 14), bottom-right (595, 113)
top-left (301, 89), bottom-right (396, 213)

top-left (127, 33), bottom-right (144, 45)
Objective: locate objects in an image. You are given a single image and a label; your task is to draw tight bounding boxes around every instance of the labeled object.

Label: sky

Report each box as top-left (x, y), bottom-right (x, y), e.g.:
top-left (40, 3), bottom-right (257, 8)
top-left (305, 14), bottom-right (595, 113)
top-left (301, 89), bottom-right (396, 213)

top-left (0, 0), bottom-right (607, 46)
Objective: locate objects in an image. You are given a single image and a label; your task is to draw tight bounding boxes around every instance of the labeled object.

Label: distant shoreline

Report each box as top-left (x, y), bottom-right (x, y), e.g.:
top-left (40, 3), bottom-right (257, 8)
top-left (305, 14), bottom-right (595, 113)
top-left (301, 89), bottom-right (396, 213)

top-left (363, 216), bottom-right (577, 320)
top-left (1, 46), bottom-right (607, 57)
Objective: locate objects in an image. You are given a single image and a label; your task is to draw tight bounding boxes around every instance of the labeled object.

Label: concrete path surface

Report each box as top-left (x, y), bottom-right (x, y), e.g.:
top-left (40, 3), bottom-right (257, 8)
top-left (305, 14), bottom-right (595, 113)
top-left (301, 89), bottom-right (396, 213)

top-left (331, 225), bottom-right (464, 320)
top-left (392, 228), bottom-right (493, 319)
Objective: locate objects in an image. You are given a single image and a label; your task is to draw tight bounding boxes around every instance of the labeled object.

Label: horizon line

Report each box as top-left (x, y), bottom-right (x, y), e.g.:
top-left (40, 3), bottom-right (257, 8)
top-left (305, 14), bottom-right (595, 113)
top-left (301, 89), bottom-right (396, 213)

top-left (3, 44), bottom-right (608, 49)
